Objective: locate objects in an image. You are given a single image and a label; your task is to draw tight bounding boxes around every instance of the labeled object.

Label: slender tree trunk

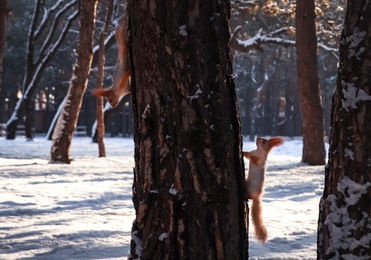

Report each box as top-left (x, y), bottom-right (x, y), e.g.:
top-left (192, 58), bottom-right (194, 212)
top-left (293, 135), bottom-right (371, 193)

top-left (0, 0), bottom-right (8, 113)
top-left (296, 0), bottom-right (326, 165)
top-left (94, 0), bottom-right (114, 157)
top-left (91, 94), bottom-right (131, 142)
top-left (5, 0), bottom-right (41, 140)
top-left (317, 2), bottom-right (371, 258)
top-left (51, 0), bottom-right (98, 163)
top-left (128, 1), bottom-right (248, 259)
top-left (5, 0), bottom-right (79, 140)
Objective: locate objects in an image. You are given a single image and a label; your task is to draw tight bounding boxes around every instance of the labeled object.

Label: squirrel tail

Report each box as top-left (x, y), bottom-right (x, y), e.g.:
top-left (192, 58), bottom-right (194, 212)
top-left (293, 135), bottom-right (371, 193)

top-left (251, 197), bottom-right (267, 242)
top-left (91, 88), bottom-right (113, 97)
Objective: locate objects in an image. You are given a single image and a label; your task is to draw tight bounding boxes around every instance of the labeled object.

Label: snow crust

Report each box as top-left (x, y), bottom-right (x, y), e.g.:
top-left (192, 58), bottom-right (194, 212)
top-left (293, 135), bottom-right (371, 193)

top-left (324, 177), bottom-right (371, 259)
top-left (346, 27), bottom-right (367, 59)
top-left (341, 80), bottom-right (371, 111)
top-left (179, 25), bottom-right (187, 36)
top-left (0, 136), bottom-right (326, 259)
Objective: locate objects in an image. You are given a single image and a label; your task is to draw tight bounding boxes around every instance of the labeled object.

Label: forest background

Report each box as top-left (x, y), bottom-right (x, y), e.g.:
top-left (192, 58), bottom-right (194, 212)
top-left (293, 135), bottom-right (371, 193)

top-left (0, 0), bottom-right (345, 140)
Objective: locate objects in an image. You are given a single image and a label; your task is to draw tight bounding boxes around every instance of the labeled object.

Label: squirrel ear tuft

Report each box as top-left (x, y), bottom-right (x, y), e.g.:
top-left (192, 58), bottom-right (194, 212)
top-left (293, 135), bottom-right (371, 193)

top-left (269, 137), bottom-right (284, 147)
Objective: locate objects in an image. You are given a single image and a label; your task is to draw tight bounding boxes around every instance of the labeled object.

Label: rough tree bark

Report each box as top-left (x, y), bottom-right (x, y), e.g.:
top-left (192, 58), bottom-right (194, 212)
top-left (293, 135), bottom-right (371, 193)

top-left (127, 1), bottom-right (248, 259)
top-left (317, 2), bottom-right (371, 258)
top-left (296, 0), bottom-right (326, 165)
top-left (51, 0), bottom-right (98, 163)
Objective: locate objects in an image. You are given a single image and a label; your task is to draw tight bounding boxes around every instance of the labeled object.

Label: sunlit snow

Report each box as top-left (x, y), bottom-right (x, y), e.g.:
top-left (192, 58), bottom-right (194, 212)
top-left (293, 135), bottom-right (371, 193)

top-left (0, 135), bottom-right (327, 259)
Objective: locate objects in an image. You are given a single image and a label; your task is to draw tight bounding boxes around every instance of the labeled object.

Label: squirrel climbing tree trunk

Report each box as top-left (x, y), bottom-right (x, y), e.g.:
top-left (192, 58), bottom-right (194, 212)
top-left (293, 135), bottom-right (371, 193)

top-left (127, 0), bottom-right (248, 259)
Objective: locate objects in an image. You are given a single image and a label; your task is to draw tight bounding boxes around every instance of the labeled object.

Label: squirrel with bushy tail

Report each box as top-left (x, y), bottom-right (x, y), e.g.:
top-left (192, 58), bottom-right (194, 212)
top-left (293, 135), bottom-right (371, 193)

top-left (92, 15), bottom-right (131, 107)
top-left (243, 137), bottom-right (284, 242)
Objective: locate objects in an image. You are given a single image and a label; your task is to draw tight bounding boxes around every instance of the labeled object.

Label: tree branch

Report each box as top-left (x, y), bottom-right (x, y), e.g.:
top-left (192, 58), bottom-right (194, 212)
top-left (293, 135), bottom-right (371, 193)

top-left (35, 0), bottom-right (78, 66)
top-left (231, 26), bottom-right (338, 58)
top-left (24, 9), bottom-right (79, 100)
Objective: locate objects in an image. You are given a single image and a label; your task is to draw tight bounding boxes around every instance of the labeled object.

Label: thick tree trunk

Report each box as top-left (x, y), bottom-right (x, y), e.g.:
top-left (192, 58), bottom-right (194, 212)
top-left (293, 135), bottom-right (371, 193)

top-left (317, 2), bottom-right (371, 258)
top-left (296, 0), bottom-right (325, 165)
top-left (128, 1), bottom-right (248, 259)
top-left (51, 0), bottom-right (98, 163)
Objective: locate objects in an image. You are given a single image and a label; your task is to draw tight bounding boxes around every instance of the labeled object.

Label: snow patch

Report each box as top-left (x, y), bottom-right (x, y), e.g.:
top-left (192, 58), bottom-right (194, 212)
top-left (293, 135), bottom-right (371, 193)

top-left (324, 177), bottom-right (371, 257)
top-left (346, 27), bottom-right (367, 59)
top-left (341, 81), bottom-right (371, 111)
top-left (187, 85), bottom-right (203, 103)
top-left (142, 104), bottom-right (151, 119)
top-left (169, 185), bottom-right (178, 195)
top-left (131, 231), bottom-right (143, 258)
top-left (179, 25), bottom-right (187, 36)
top-left (344, 147), bottom-right (354, 160)
top-left (159, 233), bottom-right (168, 241)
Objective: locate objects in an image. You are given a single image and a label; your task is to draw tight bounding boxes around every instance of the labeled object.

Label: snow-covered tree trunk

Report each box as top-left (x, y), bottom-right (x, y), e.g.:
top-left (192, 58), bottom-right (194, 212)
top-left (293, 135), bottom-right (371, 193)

top-left (50, 0), bottom-right (98, 163)
top-left (296, 0), bottom-right (326, 165)
top-left (5, 0), bottom-right (79, 140)
top-left (127, 1), bottom-right (248, 259)
top-left (317, 1), bottom-right (371, 258)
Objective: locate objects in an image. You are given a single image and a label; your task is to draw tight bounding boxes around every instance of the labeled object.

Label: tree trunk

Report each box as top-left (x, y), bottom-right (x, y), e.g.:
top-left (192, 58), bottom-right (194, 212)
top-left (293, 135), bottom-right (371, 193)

top-left (91, 94), bottom-right (131, 142)
top-left (5, 0), bottom-right (79, 140)
top-left (128, 1), bottom-right (248, 259)
top-left (46, 96), bottom-right (66, 141)
top-left (317, 2), bottom-right (371, 258)
top-left (296, 0), bottom-right (325, 165)
top-left (94, 0), bottom-right (114, 157)
top-left (50, 0), bottom-right (98, 163)
top-left (5, 0), bottom-right (42, 140)
top-left (0, 0), bottom-right (8, 114)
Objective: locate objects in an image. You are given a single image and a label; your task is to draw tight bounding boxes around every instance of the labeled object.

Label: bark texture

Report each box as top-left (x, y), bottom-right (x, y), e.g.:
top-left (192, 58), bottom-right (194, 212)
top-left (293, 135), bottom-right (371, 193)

top-left (128, 1), bottom-right (248, 259)
top-left (296, 0), bottom-right (326, 165)
top-left (51, 0), bottom-right (98, 163)
top-left (317, 1), bottom-right (371, 258)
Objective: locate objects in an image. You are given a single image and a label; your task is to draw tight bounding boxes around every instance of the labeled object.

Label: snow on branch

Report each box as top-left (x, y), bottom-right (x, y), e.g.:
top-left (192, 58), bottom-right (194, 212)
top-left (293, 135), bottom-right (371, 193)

top-left (35, 0), bottom-right (79, 66)
top-left (231, 26), bottom-right (338, 58)
top-left (231, 26), bottom-right (295, 52)
top-left (24, 9), bottom-right (79, 100)
top-left (33, 6), bottom-right (48, 40)
top-left (33, 0), bottom-right (66, 39)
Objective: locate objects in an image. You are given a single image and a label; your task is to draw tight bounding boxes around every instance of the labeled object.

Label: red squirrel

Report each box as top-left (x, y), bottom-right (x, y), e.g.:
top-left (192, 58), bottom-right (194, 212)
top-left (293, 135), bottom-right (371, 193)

top-left (243, 137), bottom-right (284, 243)
top-left (92, 16), bottom-right (131, 107)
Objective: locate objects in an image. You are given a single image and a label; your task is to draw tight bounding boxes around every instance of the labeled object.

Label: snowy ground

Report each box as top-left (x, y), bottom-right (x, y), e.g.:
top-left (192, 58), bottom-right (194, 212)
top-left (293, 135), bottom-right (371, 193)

top-left (0, 135), bottom-right (326, 259)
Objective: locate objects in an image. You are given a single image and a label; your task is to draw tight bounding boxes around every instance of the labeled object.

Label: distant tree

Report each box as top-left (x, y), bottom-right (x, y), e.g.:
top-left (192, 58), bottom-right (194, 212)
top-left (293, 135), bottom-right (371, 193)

top-left (296, 0), bottom-right (326, 165)
top-left (0, 0), bottom-right (9, 112)
top-left (91, 94), bottom-right (131, 142)
top-left (128, 0), bottom-right (248, 258)
top-left (230, 1), bottom-right (344, 141)
top-left (94, 0), bottom-right (114, 157)
top-left (317, 1), bottom-right (371, 258)
top-left (5, 0), bottom-right (79, 140)
top-left (50, 0), bottom-right (98, 163)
